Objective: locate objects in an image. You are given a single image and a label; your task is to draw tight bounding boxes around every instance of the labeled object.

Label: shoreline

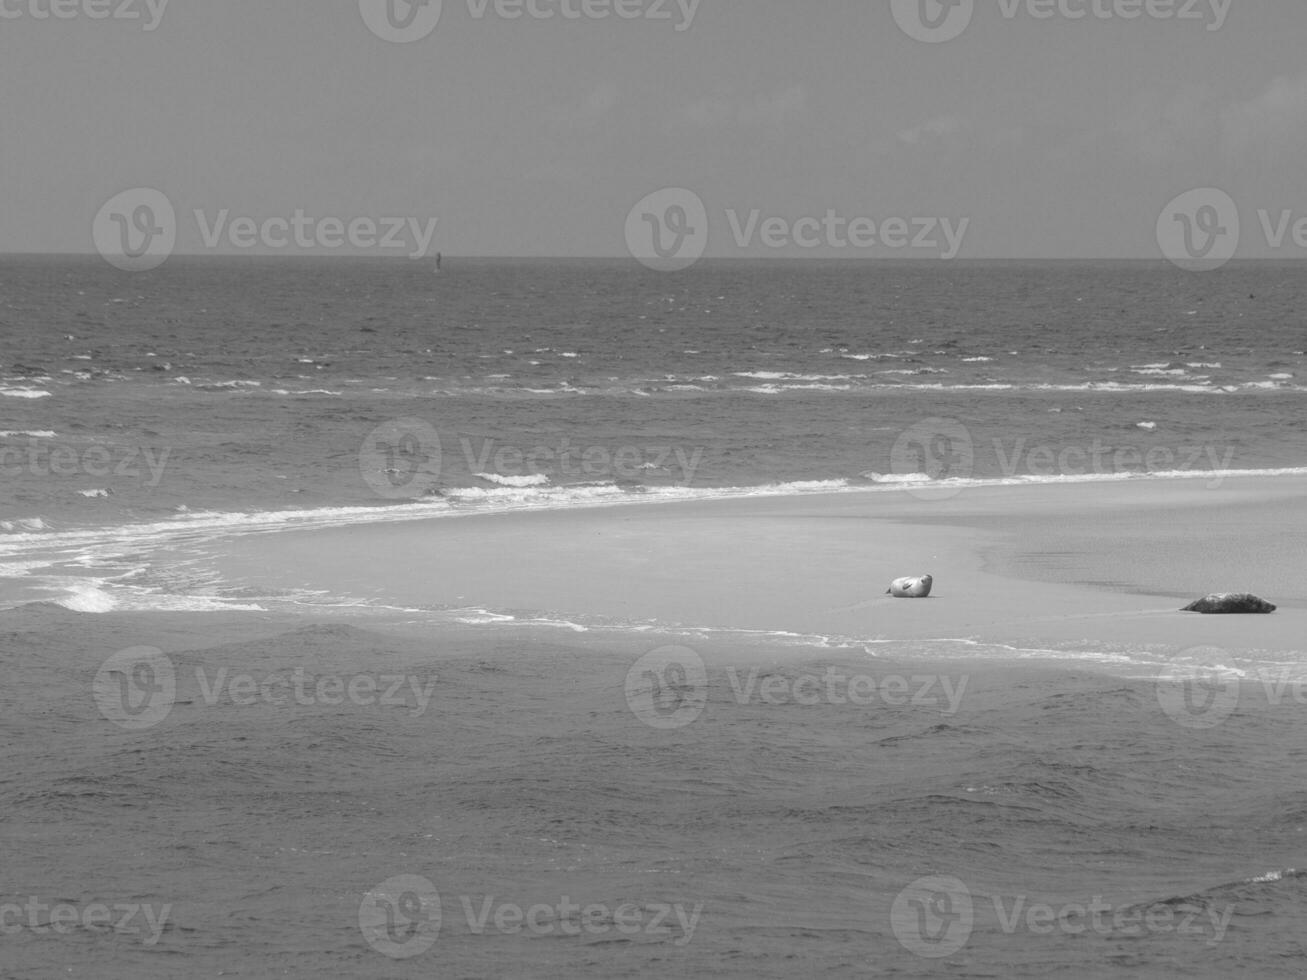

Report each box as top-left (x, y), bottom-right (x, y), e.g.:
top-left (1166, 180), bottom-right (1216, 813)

top-left (2, 472), bottom-right (1302, 669)
top-left (202, 474), bottom-right (1307, 661)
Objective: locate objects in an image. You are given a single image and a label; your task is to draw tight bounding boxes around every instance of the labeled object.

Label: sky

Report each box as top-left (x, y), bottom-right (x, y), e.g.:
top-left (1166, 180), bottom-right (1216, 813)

top-left (4, 0), bottom-right (1307, 261)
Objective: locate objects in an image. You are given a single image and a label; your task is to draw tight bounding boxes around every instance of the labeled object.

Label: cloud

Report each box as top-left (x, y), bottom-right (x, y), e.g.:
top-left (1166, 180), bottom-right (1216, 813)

top-left (546, 81), bottom-right (621, 130)
top-left (682, 95), bottom-right (731, 128)
top-left (1107, 83), bottom-right (1218, 167)
top-left (896, 114), bottom-right (967, 145)
top-left (1220, 72), bottom-right (1307, 159)
top-left (682, 85), bottom-right (807, 129)
top-left (1096, 73), bottom-right (1307, 170)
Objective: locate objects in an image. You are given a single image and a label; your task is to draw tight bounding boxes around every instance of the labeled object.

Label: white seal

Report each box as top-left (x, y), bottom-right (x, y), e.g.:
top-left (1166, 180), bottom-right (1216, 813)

top-left (886, 574), bottom-right (933, 598)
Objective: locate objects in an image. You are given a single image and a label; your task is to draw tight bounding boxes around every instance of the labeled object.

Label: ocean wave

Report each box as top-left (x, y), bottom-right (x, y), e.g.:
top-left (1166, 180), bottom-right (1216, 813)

top-left (831, 351), bottom-right (911, 361)
top-left (6, 467), bottom-right (1307, 561)
top-left (0, 430), bottom-right (56, 438)
top-left (1247, 869), bottom-right (1302, 885)
top-left (444, 481), bottom-right (632, 505)
top-left (1133, 868), bottom-right (1307, 914)
top-left (50, 581), bottom-right (118, 613)
top-left (0, 387), bottom-right (51, 399)
top-left (872, 466), bottom-right (1307, 491)
top-left (416, 377), bottom-right (1307, 397)
top-left (1, 518), bottom-right (50, 533)
top-left (733, 371), bottom-right (865, 382)
top-left (193, 379), bottom-right (264, 391)
top-left (473, 472), bottom-right (552, 488)
top-left (741, 383), bottom-right (857, 394)
top-left (0, 559), bottom-right (49, 577)
top-left (863, 471), bottom-right (934, 484)
top-left (444, 607), bottom-right (588, 631)
top-left (891, 380), bottom-right (1307, 394)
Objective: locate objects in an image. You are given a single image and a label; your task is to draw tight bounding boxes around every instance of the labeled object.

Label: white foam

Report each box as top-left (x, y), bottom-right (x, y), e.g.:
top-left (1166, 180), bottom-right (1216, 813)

top-left (1248, 869), bottom-right (1297, 884)
top-left (0, 387), bottom-right (51, 399)
top-left (733, 371), bottom-right (863, 382)
top-left (447, 482), bottom-right (625, 504)
top-left (864, 472), bottom-right (934, 484)
top-left (0, 431), bottom-right (56, 439)
top-left (742, 383), bottom-right (856, 394)
top-left (0, 518), bottom-right (50, 533)
top-left (474, 473), bottom-right (551, 488)
top-left (111, 592), bottom-right (265, 613)
top-left (53, 582), bottom-right (118, 613)
top-left (450, 608), bottom-right (517, 625)
top-left (0, 559), bottom-right (48, 575)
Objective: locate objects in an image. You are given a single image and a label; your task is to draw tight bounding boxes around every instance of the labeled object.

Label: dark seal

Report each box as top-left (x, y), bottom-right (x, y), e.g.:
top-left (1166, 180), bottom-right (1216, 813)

top-left (1181, 593), bottom-right (1276, 614)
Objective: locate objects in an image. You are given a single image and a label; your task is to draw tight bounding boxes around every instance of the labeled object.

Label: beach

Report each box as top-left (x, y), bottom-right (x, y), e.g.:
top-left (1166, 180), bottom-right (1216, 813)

top-left (5, 474), bottom-right (1306, 978)
top-left (214, 473), bottom-right (1307, 657)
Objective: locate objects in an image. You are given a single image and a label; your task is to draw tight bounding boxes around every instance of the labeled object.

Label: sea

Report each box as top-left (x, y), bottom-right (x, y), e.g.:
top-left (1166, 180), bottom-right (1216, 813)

top-left (3, 254), bottom-right (1307, 615)
top-left (2, 256), bottom-right (1306, 978)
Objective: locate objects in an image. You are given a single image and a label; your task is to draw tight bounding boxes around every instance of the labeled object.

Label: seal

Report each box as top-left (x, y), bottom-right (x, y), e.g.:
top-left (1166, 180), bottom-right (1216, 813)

top-left (1181, 593), bottom-right (1276, 614)
top-left (886, 574), bottom-right (933, 598)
